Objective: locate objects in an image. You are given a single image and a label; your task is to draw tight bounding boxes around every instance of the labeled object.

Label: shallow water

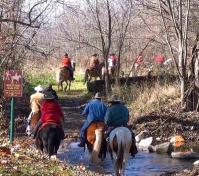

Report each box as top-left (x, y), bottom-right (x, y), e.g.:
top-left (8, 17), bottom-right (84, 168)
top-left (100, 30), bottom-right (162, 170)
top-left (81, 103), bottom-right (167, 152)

top-left (58, 142), bottom-right (195, 176)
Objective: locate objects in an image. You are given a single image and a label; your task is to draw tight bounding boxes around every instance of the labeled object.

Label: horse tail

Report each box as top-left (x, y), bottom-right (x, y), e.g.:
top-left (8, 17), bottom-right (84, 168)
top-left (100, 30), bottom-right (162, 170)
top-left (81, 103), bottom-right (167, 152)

top-left (116, 133), bottom-right (124, 172)
top-left (91, 128), bottom-right (103, 163)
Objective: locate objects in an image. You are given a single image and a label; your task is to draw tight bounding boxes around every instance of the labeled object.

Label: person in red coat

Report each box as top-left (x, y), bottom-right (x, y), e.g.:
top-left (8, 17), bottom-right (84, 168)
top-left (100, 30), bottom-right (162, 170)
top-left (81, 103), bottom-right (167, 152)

top-left (60, 53), bottom-right (75, 80)
top-left (32, 91), bottom-right (64, 138)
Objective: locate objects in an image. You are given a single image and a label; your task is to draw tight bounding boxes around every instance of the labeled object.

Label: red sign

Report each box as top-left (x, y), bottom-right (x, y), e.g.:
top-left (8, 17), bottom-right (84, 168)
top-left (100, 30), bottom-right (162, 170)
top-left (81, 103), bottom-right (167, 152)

top-left (4, 70), bottom-right (23, 97)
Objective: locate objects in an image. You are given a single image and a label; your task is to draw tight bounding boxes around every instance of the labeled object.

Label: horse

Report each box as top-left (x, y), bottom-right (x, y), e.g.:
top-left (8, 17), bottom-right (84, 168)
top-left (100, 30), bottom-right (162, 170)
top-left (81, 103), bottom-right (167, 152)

top-left (84, 62), bottom-right (105, 83)
top-left (26, 112), bottom-right (64, 158)
top-left (86, 121), bottom-right (107, 164)
top-left (108, 127), bottom-right (132, 176)
top-left (56, 67), bottom-right (73, 92)
top-left (10, 72), bottom-right (21, 84)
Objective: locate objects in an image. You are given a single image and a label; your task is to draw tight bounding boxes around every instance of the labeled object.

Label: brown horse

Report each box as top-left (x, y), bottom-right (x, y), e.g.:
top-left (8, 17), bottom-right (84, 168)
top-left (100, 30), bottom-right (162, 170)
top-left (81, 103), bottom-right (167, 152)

top-left (56, 67), bottom-right (72, 92)
top-left (84, 62), bottom-right (105, 83)
top-left (86, 121), bottom-right (107, 163)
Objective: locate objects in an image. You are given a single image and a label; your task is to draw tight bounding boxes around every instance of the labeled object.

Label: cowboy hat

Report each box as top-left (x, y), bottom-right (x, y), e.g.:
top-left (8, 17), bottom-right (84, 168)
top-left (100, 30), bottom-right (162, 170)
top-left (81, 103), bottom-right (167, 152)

top-left (108, 95), bottom-right (121, 103)
top-left (34, 85), bottom-right (44, 92)
top-left (43, 91), bottom-right (55, 100)
top-left (94, 92), bottom-right (101, 99)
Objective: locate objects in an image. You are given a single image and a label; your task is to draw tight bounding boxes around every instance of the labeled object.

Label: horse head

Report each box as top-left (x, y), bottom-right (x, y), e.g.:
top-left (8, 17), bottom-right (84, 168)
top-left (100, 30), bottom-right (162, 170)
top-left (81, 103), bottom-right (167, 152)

top-left (86, 121), bottom-right (107, 164)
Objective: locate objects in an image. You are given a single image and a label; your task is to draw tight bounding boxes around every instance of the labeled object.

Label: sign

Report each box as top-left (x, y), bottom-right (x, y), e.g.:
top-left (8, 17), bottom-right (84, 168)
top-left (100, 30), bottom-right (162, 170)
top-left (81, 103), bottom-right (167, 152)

top-left (4, 70), bottom-right (23, 97)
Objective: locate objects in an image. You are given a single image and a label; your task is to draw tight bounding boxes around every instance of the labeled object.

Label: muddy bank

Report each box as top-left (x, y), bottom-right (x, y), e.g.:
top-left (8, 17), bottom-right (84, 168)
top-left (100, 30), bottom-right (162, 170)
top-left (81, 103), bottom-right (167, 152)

top-left (133, 111), bottom-right (199, 176)
top-left (133, 111), bottom-right (199, 146)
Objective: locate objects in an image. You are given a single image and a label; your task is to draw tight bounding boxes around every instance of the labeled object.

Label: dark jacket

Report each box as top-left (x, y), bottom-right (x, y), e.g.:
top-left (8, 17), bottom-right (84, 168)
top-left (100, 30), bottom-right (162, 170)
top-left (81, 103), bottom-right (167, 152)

top-left (104, 103), bottom-right (129, 127)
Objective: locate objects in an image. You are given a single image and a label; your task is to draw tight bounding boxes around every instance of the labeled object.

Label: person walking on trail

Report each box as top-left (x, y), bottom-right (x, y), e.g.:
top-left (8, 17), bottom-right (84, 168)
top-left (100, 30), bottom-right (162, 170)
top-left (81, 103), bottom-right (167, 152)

top-left (78, 92), bottom-right (107, 147)
top-left (45, 84), bottom-right (58, 100)
top-left (87, 53), bottom-right (100, 71)
top-left (32, 91), bottom-right (65, 139)
top-left (104, 95), bottom-right (138, 157)
top-left (60, 53), bottom-right (75, 80)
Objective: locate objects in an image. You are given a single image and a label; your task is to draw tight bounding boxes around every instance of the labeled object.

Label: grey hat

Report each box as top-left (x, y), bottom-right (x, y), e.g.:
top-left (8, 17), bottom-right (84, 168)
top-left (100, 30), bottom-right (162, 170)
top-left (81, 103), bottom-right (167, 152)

top-left (108, 95), bottom-right (121, 103)
top-left (43, 91), bottom-right (55, 100)
top-left (94, 92), bottom-right (101, 99)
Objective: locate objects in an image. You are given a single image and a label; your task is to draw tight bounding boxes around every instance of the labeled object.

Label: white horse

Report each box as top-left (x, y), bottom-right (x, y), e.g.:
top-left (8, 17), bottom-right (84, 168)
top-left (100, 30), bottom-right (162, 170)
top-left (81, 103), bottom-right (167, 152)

top-left (109, 127), bottom-right (132, 176)
top-left (11, 73), bottom-right (21, 83)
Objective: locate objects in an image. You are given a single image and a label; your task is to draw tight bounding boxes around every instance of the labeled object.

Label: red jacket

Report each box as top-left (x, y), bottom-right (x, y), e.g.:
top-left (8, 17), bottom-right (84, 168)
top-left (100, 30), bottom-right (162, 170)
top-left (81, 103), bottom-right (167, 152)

top-left (40, 100), bottom-right (64, 124)
top-left (154, 55), bottom-right (165, 64)
top-left (61, 57), bottom-right (72, 67)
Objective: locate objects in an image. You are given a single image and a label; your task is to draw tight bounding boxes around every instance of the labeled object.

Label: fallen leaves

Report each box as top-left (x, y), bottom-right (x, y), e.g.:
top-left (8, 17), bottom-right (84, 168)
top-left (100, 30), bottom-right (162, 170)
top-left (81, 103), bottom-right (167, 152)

top-left (0, 137), bottom-right (72, 176)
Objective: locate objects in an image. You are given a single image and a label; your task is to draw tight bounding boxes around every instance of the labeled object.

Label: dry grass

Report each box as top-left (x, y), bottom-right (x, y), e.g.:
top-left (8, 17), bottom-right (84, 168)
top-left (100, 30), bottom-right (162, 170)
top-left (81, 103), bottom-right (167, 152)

top-left (111, 82), bottom-right (181, 120)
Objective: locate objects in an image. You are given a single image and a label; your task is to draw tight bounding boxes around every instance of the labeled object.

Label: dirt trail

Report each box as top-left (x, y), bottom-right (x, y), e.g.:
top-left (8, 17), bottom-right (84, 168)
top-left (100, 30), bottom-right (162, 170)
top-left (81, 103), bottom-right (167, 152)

top-left (58, 93), bottom-right (89, 139)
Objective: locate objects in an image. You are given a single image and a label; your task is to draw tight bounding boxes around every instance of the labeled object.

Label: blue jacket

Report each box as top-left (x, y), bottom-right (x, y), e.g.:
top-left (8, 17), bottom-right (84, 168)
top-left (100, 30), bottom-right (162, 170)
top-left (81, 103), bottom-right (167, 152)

top-left (104, 103), bottom-right (129, 127)
top-left (82, 99), bottom-right (107, 123)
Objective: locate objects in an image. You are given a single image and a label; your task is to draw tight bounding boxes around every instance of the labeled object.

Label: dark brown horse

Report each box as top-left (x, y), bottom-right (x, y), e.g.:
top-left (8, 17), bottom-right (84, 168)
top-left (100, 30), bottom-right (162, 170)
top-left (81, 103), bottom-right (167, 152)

top-left (86, 121), bottom-right (107, 164)
top-left (26, 112), bottom-right (64, 158)
top-left (84, 62), bottom-right (105, 83)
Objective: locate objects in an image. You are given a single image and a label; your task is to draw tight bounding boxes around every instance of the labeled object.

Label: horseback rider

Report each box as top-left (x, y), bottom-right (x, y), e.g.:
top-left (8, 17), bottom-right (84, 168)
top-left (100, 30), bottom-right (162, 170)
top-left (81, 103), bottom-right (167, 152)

top-left (45, 84), bottom-right (58, 100)
top-left (28, 85), bottom-right (44, 121)
top-left (108, 53), bottom-right (117, 74)
top-left (78, 92), bottom-right (107, 147)
top-left (32, 91), bottom-right (64, 139)
top-left (60, 53), bottom-right (75, 80)
top-left (87, 53), bottom-right (100, 71)
top-left (104, 95), bottom-right (138, 157)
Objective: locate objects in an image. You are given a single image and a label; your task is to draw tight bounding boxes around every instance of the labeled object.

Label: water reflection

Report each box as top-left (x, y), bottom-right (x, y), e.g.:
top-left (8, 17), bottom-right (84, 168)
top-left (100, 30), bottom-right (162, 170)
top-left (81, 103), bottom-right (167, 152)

top-left (58, 142), bottom-right (195, 176)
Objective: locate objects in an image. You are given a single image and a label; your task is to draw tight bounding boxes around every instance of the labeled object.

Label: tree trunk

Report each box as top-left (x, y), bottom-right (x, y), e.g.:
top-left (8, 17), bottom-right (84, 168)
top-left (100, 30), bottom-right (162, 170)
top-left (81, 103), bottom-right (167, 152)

top-left (180, 77), bottom-right (187, 110)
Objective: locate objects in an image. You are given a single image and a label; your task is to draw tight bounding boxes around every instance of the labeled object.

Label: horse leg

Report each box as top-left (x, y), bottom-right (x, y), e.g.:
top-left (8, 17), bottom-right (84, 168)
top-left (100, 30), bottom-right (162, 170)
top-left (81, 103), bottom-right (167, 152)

top-left (60, 81), bottom-right (64, 91)
top-left (35, 135), bottom-right (43, 152)
top-left (54, 139), bottom-right (61, 155)
top-left (68, 81), bottom-right (71, 91)
top-left (84, 70), bottom-right (88, 83)
top-left (64, 81), bottom-right (68, 92)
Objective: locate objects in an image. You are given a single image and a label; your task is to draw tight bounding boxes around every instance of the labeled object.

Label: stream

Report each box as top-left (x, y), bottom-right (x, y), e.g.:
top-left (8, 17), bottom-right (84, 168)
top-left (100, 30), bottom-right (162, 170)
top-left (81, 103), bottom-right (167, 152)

top-left (58, 141), bottom-right (195, 176)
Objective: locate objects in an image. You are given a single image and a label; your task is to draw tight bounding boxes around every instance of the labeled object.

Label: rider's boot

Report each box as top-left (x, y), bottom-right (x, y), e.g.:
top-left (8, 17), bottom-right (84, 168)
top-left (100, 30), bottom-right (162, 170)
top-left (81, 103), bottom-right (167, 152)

top-left (78, 140), bottom-right (85, 147)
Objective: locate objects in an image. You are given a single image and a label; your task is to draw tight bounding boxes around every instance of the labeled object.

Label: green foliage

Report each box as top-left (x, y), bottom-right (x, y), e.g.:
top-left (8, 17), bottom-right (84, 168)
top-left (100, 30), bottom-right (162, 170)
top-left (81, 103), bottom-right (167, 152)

top-left (27, 71), bottom-right (56, 93)
top-left (26, 71), bottom-right (87, 95)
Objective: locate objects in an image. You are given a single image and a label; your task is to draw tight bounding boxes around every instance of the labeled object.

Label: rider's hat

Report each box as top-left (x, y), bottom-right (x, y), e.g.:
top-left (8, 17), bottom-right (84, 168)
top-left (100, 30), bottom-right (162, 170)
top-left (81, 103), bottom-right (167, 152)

top-left (94, 92), bottom-right (101, 99)
top-left (43, 91), bottom-right (55, 100)
top-left (108, 95), bottom-right (121, 103)
top-left (34, 85), bottom-right (44, 92)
